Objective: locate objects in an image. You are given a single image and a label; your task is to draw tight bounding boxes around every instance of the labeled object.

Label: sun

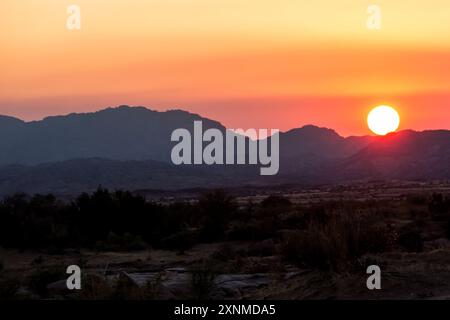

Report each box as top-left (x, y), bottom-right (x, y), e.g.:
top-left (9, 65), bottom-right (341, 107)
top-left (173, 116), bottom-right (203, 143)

top-left (367, 105), bottom-right (400, 136)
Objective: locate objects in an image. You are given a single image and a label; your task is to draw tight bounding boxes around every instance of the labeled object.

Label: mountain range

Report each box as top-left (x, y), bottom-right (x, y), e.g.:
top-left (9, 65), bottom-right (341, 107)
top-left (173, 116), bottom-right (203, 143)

top-left (0, 105), bottom-right (448, 196)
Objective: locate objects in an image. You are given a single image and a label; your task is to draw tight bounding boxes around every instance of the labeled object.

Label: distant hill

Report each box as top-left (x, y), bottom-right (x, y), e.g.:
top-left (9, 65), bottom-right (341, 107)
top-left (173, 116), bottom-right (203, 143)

top-left (0, 106), bottom-right (225, 165)
top-left (336, 130), bottom-right (450, 180)
top-left (0, 106), bottom-right (448, 195)
top-left (0, 158), bottom-right (261, 196)
top-left (278, 125), bottom-right (375, 176)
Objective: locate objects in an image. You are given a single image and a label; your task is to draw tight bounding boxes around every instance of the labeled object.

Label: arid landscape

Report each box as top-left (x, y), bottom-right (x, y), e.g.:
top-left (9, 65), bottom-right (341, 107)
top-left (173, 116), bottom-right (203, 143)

top-left (1, 181), bottom-right (449, 300)
top-left (2, 1), bottom-right (450, 308)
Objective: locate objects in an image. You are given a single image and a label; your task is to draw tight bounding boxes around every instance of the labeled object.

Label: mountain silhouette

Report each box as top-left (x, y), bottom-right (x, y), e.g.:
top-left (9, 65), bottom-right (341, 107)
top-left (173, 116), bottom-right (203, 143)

top-left (278, 125), bottom-right (375, 176)
top-left (0, 105), bottom-right (448, 195)
top-left (0, 106), bottom-right (225, 165)
top-left (337, 129), bottom-right (450, 180)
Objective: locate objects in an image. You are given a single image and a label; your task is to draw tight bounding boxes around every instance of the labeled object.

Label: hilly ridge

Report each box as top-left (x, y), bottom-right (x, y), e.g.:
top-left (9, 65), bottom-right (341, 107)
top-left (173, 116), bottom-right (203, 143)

top-left (0, 105), bottom-right (448, 195)
top-left (0, 106), bottom-right (225, 165)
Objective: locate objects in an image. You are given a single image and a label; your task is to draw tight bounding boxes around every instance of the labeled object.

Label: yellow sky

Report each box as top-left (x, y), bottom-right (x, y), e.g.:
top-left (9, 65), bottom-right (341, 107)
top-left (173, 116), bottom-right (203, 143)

top-left (1, 0), bottom-right (450, 135)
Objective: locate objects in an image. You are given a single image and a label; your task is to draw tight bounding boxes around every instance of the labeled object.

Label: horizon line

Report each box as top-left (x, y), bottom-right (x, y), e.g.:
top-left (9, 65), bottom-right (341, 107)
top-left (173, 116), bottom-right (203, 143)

top-left (1, 104), bottom-right (449, 138)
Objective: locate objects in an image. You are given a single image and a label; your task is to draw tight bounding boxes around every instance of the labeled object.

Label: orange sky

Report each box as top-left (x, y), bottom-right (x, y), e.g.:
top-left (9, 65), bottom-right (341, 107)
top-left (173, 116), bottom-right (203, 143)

top-left (1, 0), bottom-right (450, 136)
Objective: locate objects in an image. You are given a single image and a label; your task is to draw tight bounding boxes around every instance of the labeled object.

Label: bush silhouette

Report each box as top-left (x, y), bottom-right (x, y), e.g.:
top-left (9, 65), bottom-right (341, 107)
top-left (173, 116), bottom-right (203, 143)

top-left (197, 190), bottom-right (236, 242)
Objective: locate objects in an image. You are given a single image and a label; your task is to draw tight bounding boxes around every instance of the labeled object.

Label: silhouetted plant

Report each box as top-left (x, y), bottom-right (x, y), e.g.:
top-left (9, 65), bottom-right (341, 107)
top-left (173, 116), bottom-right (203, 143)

top-left (429, 193), bottom-right (450, 217)
top-left (190, 260), bottom-right (217, 299)
top-left (280, 209), bottom-right (393, 271)
top-left (197, 190), bottom-right (236, 242)
top-left (95, 232), bottom-right (147, 251)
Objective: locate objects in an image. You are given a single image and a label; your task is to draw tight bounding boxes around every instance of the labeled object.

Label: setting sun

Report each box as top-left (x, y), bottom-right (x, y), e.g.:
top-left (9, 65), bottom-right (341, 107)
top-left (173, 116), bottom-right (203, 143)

top-left (367, 105), bottom-right (400, 136)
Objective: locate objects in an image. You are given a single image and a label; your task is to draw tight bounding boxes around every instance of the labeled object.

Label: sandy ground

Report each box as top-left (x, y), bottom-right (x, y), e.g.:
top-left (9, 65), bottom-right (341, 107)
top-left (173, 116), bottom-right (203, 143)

top-left (2, 242), bottom-right (450, 300)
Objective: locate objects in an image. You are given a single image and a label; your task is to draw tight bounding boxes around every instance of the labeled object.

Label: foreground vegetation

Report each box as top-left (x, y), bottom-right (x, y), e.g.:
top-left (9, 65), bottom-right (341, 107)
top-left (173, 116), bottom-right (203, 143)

top-left (0, 187), bottom-right (449, 299)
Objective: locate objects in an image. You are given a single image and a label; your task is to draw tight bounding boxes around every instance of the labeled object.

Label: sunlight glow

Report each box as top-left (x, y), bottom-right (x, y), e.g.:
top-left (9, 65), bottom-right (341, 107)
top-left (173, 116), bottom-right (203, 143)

top-left (367, 105), bottom-right (400, 135)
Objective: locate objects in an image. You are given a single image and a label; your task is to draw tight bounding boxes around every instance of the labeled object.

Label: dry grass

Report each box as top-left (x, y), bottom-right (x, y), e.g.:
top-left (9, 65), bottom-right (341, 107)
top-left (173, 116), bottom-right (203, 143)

top-left (280, 209), bottom-right (395, 271)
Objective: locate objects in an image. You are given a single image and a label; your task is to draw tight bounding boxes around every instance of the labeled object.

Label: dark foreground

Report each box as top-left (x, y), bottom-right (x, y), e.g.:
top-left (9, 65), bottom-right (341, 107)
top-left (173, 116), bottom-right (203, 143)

top-left (1, 181), bottom-right (450, 300)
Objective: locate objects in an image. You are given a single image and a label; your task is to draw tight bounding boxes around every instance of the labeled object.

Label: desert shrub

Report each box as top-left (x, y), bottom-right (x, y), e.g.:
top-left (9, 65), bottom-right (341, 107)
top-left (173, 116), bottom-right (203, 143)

top-left (279, 211), bottom-right (309, 230)
top-left (281, 229), bottom-right (340, 271)
top-left (75, 273), bottom-right (163, 300)
top-left (110, 274), bottom-right (144, 300)
top-left (398, 231), bottom-right (423, 253)
top-left (190, 260), bottom-right (217, 299)
top-left (359, 223), bottom-right (397, 254)
top-left (140, 275), bottom-right (162, 299)
top-left (197, 190), bottom-right (236, 243)
top-left (152, 202), bottom-right (195, 243)
top-left (104, 277), bottom-right (159, 300)
top-left (75, 274), bottom-right (112, 300)
top-left (28, 265), bottom-right (66, 296)
top-left (75, 272), bottom-right (163, 300)
top-left (0, 188), bottom-right (236, 250)
top-left (429, 193), bottom-right (450, 217)
top-left (303, 204), bottom-right (330, 225)
top-left (0, 193), bottom-right (70, 249)
top-left (95, 232), bottom-right (147, 252)
top-left (280, 210), bottom-right (394, 271)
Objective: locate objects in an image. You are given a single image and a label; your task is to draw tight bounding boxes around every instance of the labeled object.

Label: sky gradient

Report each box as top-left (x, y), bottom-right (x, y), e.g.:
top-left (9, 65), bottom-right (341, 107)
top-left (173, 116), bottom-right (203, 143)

top-left (1, 0), bottom-right (450, 136)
